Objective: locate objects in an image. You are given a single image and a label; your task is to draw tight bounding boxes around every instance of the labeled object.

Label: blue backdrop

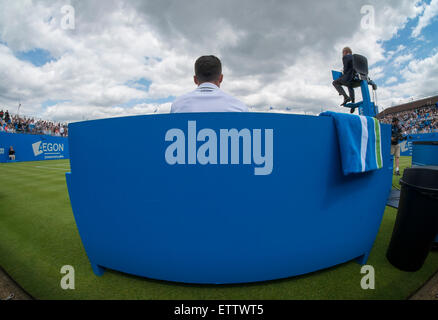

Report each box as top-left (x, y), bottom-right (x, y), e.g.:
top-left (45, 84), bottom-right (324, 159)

top-left (0, 132), bottom-right (69, 163)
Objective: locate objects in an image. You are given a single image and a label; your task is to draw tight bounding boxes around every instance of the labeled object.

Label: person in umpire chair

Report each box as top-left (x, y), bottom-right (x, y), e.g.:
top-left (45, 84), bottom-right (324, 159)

top-left (332, 47), bottom-right (356, 113)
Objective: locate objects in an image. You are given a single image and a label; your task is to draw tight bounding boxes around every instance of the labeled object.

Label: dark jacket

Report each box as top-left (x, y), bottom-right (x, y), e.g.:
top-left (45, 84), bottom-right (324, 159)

top-left (341, 54), bottom-right (354, 82)
top-left (391, 124), bottom-right (403, 145)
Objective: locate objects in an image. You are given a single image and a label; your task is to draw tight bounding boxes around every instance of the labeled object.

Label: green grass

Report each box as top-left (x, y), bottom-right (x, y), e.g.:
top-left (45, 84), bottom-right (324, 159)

top-left (0, 157), bottom-right (437, 300)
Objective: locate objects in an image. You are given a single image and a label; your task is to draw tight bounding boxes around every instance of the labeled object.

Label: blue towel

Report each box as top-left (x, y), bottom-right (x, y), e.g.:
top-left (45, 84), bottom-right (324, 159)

top-left (320, 111), bottom-right (383, 175)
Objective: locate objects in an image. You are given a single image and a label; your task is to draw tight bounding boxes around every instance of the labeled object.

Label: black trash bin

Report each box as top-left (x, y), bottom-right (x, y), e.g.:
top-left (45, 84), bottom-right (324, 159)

top-left (386, 166), bottom-right (438, 272)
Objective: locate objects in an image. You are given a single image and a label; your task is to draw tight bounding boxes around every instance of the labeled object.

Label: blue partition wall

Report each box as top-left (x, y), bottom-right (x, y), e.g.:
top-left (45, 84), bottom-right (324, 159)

top-left (412, 142), bottom-right (438, 166)
top-left (0, 132), bottom-right (69, 163)
top-left (400, 133), bottom-right (438, 156)
top-left (66, 113), bottom-right (393, 284)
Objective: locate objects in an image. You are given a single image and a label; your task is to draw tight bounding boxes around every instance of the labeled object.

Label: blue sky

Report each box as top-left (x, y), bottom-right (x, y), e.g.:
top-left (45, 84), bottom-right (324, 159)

top-left (15, 48), bottom-right (58, 67)
top-left (375, 0), bottom-right (438, 91)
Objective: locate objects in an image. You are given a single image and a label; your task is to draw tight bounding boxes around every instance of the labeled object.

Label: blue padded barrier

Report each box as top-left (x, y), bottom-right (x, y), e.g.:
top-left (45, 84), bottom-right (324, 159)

top-left (66, 113), bottom-right (392, 284)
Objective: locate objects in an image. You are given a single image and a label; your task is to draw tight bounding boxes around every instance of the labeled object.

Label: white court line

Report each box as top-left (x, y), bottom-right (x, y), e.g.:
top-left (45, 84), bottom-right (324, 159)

top-left (34, 166), bottom-right (70, 170)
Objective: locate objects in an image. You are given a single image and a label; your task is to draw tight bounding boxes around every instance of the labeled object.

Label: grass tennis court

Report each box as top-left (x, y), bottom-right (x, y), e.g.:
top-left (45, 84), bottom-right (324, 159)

top-left (0, 157), bottom-right (437, 300)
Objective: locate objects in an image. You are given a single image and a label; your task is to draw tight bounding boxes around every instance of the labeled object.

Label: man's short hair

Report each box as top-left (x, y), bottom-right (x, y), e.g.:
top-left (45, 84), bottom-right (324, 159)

top-left (195, 55), bottom-right (222, 83)
top-left (343, 47), bottom-right (352, 54)
top-left (392, 117), bottom-right (399, 123)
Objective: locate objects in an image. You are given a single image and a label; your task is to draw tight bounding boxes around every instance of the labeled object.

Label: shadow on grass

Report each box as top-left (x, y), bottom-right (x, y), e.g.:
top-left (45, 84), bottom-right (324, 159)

top-left (100, 260), bottom-right (354, 290)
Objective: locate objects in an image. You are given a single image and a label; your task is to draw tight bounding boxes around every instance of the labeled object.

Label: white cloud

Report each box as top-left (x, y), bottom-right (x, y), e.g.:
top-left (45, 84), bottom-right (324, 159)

top-left (42, 101), bottom-right (172, 122)
top-left (393, 53), bottom-right (414, 66)
top-left (370, 66), bottom-right (384, 80)
top-left (385, 76), bottom-right (398, 84)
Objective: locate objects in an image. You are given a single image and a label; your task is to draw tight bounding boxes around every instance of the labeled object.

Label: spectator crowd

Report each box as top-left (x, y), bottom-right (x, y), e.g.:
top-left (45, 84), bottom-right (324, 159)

top-left (380, 104), bottom-right (438, 135)
top-left (0, 109), bottom-right (68, 137)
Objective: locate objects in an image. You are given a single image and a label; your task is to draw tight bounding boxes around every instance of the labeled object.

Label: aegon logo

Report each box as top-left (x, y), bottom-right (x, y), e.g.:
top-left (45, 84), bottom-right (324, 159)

top-left (400, 141), bottom-right (409, 153)
top-left (164, 121), bottom-right (273, 176)
top-left (32, 141), bottom-right (65, 157)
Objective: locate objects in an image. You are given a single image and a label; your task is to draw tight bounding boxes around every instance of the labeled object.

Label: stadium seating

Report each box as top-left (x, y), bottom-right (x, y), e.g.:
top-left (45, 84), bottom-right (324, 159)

top-left (380, 105), bottom-right (438, 135)
top-left (0, 111), bottom-right (68, 137)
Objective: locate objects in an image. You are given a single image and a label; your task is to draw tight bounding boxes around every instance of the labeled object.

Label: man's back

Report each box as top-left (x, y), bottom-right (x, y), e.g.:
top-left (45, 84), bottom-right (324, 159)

top-left (171, 82), bottom-right (248, 113)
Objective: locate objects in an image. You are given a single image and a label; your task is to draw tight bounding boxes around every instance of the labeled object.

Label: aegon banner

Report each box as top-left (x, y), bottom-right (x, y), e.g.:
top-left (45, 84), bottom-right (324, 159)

top-left (0, 132), bottom-right (69, 163)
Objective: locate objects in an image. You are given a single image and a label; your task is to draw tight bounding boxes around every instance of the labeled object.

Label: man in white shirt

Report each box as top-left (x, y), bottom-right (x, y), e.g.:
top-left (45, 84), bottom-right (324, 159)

top-left (170, 55), bottom-right (249, 113)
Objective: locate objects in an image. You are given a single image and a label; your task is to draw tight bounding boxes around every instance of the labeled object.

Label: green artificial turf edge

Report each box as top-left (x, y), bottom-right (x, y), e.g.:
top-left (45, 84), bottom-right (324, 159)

top-left (0, 157), bottom-right (437, 300)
